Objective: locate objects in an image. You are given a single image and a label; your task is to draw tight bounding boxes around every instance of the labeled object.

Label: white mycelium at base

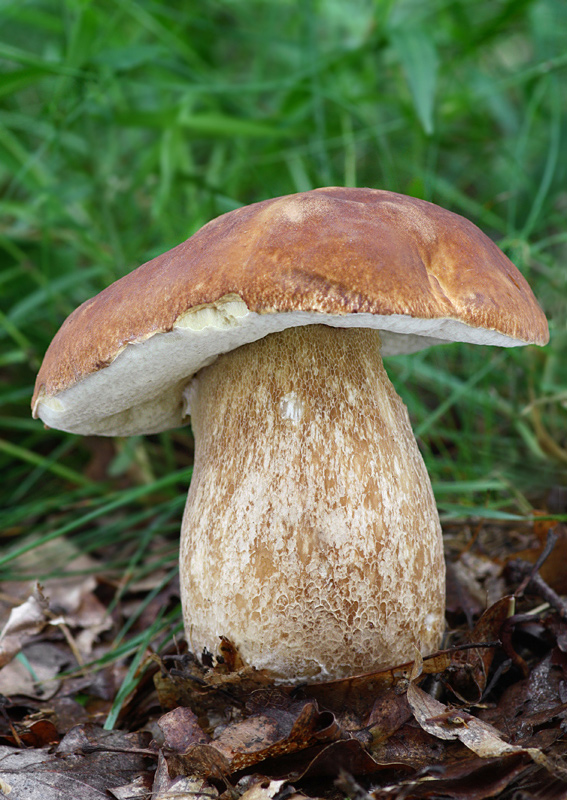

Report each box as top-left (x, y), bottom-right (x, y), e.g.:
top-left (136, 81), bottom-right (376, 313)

top-left (180, 324), bottom-right (445, 682)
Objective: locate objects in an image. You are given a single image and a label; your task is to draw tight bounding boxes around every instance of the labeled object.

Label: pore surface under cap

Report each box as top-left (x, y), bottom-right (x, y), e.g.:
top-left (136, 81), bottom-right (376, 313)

top-left (32, 187), bottom-right (549, 436)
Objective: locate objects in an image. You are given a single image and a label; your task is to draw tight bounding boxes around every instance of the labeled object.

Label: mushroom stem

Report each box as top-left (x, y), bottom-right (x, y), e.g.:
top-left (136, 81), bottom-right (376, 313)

top-left (180, 324), bottom-right (445, 681)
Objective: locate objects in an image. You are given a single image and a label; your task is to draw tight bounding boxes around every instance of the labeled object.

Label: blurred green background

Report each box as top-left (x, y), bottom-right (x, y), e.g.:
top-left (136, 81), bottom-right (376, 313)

top-left (1, 0), bottom-right (566, 589)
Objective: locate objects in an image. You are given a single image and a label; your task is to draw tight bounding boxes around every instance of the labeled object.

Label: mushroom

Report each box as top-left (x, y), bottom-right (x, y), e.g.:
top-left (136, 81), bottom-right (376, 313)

top-left (32, 187), bottom-right (549, 682)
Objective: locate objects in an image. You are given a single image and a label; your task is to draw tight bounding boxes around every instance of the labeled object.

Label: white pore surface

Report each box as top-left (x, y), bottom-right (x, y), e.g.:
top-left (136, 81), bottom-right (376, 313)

top-left (36, 295), bottom-right (529, 436)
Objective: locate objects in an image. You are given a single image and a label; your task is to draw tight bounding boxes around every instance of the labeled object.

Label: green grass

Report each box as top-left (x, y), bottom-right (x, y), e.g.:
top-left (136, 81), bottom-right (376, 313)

top-left (1, 0), bottom-right (566, 699)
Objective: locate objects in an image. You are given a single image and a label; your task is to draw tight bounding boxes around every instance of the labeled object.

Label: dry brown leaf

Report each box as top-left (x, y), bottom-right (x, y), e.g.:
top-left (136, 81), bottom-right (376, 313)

top-left (0, 570), bottom-right (112, 688)
top-left (108, 773), bottom-right (154, 799)
top-left (0, 640), bottom-right (73, 699)
top-left (296, 737), bottom-right (409, 779)
top-left (450, 551), bottom-right (506, 610)
top-left (0, 540), bottom-right (103, 620)
top-left (158, 706), bottom-right (211, 750)
top-left (447, 596), bottom-right (514, 702)
top-left (153, 653), bottom-right (274, 718)
top-left (256, 737), bottom-right (395, 781)
top-left (480, 649), bottom-right (567, 740)
top-left (165, 742), bottom-right (231, 784)
top-left (0, 585), bottom-right (50, 668)
top-left (1, 718), bottom-right (59, 748)
top-left (159, 698), bottom-right (337, 778)
top-left (407, 682), bottom-right (567, 779)
top-left (511, 522), bottom-right (567, 594)
top-left (228, 701), bottom-right (335, 767)
top-left (239, 778), bottom-right (304, 800)
top-left (368, 752), bottom-right (531, 800)
top-left (408, 682), bottom-right (513, 752)
top-left (45, 696), bottom-right (91, 734)
top-left (153, 776), bottom-right (218, 800)
top-left (302, 651), bottom-right (452, 714)
top-left (152, 751), bottom-right (219, 800)
top-left (0, 726), bottom-right (151, 800)
top-left (369, 721), bottom-right (461, 770)
top-left (364, 689), bottom-right (412, 743)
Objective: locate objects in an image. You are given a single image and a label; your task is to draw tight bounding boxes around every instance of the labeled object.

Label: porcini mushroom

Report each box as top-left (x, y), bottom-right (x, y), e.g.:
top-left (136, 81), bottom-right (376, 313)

top-left (32, 187), bottom-right (549, 682)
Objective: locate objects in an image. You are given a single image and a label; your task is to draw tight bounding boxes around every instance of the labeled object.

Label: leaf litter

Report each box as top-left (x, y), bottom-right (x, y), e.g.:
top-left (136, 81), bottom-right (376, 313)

top-left (1, 519), bottom-right (567, 799)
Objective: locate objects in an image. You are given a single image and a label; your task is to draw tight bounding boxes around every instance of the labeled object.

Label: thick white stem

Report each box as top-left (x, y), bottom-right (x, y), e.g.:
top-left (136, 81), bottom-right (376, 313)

top-left (180, 325), bottom-right (445, 681)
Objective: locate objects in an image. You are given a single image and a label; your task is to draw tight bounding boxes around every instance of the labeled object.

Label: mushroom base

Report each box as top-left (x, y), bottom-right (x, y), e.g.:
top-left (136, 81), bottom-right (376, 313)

top-left (180, 324), bottom-right (445, 682)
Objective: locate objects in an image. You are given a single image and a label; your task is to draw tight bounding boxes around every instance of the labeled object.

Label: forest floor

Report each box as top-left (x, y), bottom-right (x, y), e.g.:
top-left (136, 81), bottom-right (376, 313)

top-left (1, 507), bottom-right (567, 800)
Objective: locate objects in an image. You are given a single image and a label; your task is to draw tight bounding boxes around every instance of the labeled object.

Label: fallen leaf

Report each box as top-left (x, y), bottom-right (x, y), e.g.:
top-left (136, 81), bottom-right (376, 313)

top-left (368, 752), bottom-right (531, 799)
top-left (214, 700), bottom-right (336, 768)
top-left (159, 698), bottom-right (338, 779)
top-left (302, 651), bottom-right (452, 714)
top-left (153, 653), bottom-right (273, 719)
top-left (108, 772), bottom-right (154, 799)
top-left (480, 650), bottom-right (567, 740)
top-left (217, 636), bottom-right (245, 672)
top-left (1, 718), bottom-right (59, 748)
top-left (450, 551), bottom-right (506, 612)
top-left (511, 521), bottom-right (567, 594)
top-left (0, 727), bottom-right (152, 800)
top-left (152, 750), bottom-right (219, 800)
top-left (44, 696), bottom-right (91, 734)
top-left (158, 706), bottom-right (211, 751)
top-left (369, 720), bottom-right (461, 770)
top-left (366, 689), bottom-right (412, 743)
top-left (0, 586), bottom-right (50, 668)
top-left (292, 737), bottom-right (408, 779)
top-left (407, 682), bottom-right (567, 779)
top-left (0, 640), bottom-right (74, 699)
top-left (239, 778), bottom-right (302, 800)
top-left (447, 596), bottom-right (514, 702)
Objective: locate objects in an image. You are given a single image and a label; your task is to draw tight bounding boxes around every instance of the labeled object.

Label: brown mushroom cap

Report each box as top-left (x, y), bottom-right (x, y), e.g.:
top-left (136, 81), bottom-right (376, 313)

top-left (32, 187), bottom-right (549, 436)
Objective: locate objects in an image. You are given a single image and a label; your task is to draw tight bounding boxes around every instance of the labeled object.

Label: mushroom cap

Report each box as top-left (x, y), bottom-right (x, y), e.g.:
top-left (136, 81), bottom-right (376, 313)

top-left (32, 187), bottom-right (549, 436)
